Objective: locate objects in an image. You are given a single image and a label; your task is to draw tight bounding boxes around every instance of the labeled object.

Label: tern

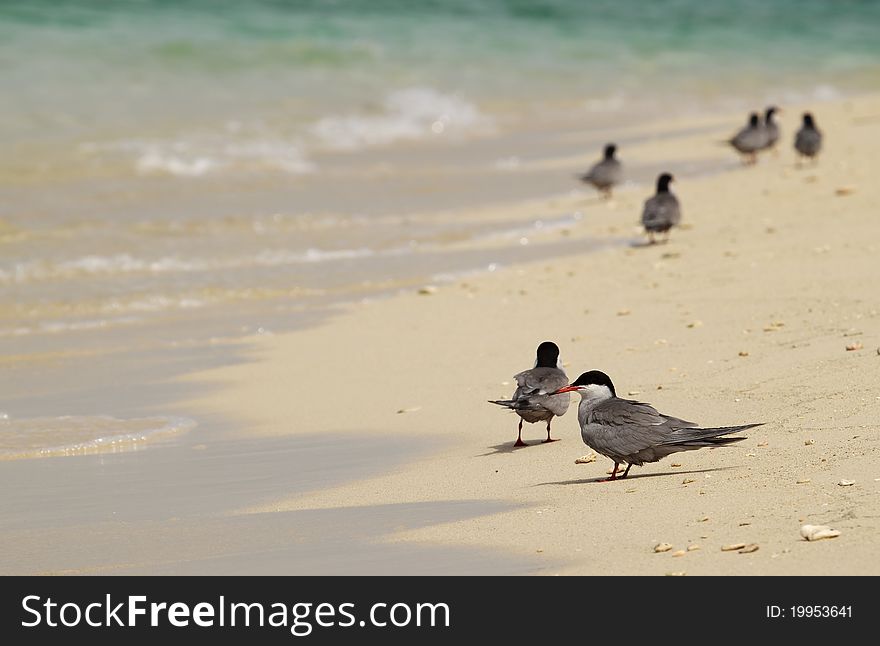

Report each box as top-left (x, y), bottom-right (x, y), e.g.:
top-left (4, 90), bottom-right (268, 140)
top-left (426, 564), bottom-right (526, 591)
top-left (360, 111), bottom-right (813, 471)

top-left (641, 172), bottom-right (680, 244)
top-left (553, 370), bottom-right (761, 481)
top-left (762, 106), bottom-right (781, 153)
top-left (728, 112), bottom-right (766, 164)
top-left (579, 143), bottom-right (623, 199)
top-left (794, 112), bottom-right (822, 164)
top-left (489, 341), bottom-right (570, 447)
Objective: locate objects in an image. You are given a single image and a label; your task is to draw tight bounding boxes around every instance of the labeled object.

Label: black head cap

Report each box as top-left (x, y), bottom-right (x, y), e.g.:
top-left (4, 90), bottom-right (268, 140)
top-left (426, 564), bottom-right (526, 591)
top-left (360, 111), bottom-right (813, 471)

top-left (803, 112), bottom-right (815, 127)
top-left (570, 370), bottom-right (616, 397)
top-left (657, 172), bottom-right (674, 193)
top-left (764, 106), bottom-right (778, 121)
top-left (603, 143), bottom-right (617, 159)
top-left (535, 341), bottom-right (560, 368)
top-left (748, 112), bottom-right (759, 126)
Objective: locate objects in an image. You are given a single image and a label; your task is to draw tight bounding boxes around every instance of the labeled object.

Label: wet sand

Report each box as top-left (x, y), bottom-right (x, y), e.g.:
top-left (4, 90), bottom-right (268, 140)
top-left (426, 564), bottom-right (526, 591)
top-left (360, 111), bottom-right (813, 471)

top-left (0, 428), bottom-right (539, 575)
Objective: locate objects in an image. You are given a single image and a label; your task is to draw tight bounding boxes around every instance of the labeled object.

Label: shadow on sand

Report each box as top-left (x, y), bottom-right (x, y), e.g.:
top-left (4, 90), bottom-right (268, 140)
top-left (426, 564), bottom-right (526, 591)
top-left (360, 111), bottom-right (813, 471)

top-left (477, 438), bottom-right (563, 457)
top-left (536, 465), bottom-right (739, 486)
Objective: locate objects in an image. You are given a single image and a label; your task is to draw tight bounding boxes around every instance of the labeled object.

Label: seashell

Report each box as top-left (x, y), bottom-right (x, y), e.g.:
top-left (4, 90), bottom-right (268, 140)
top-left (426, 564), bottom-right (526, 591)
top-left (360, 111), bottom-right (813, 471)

top-left (417, 285), bottom-right (437, 295)
top-left (671, 550), bottom-right (686, 557)
top-left (845, 342), bottom-right (863, 351)
top-left (800, 524), bottom-right (841, 541)
top-left (574, 454), bottom-right (597, 464)
top-left (721, 543), bottom-right (746, 552)
top-left (838, 479), bottom-right (855, 487)
top-left (740, 544), bottom-right (759, 554)
top-left (654, 542), bottom-right (673, 553)
top-left (687, 544), bottom-right (700, 552)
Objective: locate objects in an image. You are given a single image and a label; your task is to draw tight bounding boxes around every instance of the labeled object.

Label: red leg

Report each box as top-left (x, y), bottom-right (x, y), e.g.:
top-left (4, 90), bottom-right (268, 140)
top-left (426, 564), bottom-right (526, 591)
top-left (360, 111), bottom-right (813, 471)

top-left (513, 418), bottom-right (527, 447)
top-left (542, 419), bottom-right (559, 443)
top-left (599, 462), bottom-right (619, 482)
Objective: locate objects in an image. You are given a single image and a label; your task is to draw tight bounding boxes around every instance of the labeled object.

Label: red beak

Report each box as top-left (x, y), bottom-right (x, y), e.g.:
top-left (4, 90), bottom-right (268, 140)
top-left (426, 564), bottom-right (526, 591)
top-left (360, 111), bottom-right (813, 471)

top-left (552, 385), bottom-right (579, 395)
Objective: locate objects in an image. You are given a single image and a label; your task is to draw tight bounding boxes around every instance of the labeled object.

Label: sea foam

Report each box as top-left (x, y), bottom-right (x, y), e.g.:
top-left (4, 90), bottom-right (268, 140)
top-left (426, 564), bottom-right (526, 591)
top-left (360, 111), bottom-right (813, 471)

top-left (0, 415), bottom-right (196, 460)
top-left (311, 87), bottom-right (492, 151)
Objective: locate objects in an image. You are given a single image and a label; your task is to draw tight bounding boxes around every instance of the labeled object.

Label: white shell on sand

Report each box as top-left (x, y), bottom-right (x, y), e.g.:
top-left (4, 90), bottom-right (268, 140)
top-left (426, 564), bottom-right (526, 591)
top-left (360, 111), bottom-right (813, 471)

top-left (654, 542), bottom-right (673, 553)
top-left (838, 479), bottom-right (855, 487)
top-left (574, 453), bottom-right (596, 464)
top-left (721, 543), bottom-right (746, 552)
top-left (800, 524), bottom-right (841, 541)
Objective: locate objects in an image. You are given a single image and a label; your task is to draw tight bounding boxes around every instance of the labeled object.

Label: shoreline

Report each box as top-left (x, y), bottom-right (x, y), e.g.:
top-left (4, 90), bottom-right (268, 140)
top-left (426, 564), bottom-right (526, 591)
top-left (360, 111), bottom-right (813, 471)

top-left (183, 93), bottom-right (880, 575)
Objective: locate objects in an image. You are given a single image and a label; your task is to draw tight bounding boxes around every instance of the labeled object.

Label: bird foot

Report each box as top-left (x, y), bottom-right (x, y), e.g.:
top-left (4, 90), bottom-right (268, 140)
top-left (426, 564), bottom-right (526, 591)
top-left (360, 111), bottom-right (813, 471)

top-left (542, 437), bottom-right (560, 444)
top-left (513, 439), bottom-right (528, 447)
top-left (598, 477), bottom-right (617, 483)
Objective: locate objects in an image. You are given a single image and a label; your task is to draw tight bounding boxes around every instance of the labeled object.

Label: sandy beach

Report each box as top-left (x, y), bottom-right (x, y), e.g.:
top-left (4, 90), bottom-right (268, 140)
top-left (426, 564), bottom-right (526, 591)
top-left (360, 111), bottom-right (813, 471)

top-left (156, 94), bottom-right (879, 575)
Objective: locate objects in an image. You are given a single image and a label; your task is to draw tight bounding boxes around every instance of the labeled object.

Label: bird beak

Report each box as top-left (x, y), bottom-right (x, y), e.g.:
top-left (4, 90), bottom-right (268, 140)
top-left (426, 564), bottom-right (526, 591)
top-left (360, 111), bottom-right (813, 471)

top-left (552, 385), bottom-right (579, 395)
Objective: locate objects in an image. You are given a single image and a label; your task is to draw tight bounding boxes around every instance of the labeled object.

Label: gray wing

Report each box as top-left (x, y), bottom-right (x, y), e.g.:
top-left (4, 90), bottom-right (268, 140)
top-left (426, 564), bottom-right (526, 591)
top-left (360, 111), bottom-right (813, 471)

top-left (795, 128), bottom-right (821, 156)
top-left (511, 367), bottom-right (570, 417)
top-left (582, 159), bottom-right (622, 189)
top-left (587, 398), bottom-right (697, 458)
top-left (731, 126), bottom-right (766, 153)
top-left (642, 194), bottom-right (680, 230)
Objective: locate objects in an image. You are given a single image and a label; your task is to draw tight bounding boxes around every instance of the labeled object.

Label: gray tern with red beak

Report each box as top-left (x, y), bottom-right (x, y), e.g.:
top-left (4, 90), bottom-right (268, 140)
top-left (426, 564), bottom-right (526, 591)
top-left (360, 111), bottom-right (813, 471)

top-left (489, 341), bottom-right (570, 447)
top-left (553, 370), bottom-right (761, 481)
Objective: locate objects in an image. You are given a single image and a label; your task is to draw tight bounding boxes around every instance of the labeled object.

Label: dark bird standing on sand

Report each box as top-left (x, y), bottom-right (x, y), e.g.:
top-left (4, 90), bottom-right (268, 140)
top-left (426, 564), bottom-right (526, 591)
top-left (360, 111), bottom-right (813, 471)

top-left (579, 143), bottom-right (623, 199)
top-left (641, 172), bottom-right (680, 244)
top-left (762, 106), bottom-right (781, 152)
top-left (553, 371), bottom-right (762, 481)
top-left (728, 112), bottom-right (765, 164)
top-left (489, 341), bottom-right (570, 447)
top-left (794, 112), bottom-right (822, 164)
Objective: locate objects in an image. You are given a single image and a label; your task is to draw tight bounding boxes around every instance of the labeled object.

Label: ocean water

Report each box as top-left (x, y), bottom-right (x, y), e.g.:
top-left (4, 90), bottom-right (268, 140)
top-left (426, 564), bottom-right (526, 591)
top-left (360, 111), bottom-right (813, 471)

top-left (1, 0), bottom-right (879, 451)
